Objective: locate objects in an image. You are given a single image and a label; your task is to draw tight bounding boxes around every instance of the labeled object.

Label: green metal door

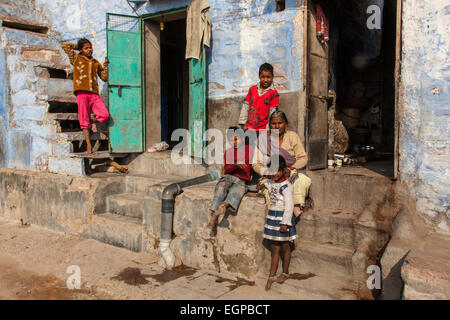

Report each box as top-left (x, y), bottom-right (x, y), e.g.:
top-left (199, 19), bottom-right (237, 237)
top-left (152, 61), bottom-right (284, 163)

top-left (107, 14), bottom-right (144, 153)
top-left (188, 46), bottom-right (206, 157)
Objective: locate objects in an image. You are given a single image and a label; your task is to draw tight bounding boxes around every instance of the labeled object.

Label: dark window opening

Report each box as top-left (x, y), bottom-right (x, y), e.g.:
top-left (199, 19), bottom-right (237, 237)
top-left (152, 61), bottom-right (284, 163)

top-left (1, 21), bottom-right (48, 34)
top-left (48, 101), bottom-right (78, 113)
top-left (276, 0), bottom-right (286, 12)
top-left (72, 140), bottom-right (108, 153)
top-left (57, 120), bottom-right (81, 132)
top-left (46, 68), bottom-right (68, 79)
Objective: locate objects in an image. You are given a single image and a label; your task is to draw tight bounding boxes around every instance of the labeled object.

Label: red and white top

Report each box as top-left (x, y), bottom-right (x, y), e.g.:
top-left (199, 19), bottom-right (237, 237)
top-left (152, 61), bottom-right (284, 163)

top-left (242, 83), bottom-right (279, 131)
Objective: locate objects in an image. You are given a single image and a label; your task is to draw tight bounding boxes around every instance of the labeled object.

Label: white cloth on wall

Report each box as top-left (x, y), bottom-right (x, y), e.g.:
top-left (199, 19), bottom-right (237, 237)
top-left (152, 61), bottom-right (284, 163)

top-left (185, 0), bottom-right (211, 60)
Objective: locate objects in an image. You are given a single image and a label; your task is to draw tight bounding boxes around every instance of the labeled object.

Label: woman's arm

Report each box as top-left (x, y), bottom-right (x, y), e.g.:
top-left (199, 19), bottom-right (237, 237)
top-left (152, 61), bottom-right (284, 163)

top-left (290, 132), bottom-right (308, 170)
top-left (252, 146), bottom-right (268, 176)
top-left (61, 42), bottom-right (77, 66)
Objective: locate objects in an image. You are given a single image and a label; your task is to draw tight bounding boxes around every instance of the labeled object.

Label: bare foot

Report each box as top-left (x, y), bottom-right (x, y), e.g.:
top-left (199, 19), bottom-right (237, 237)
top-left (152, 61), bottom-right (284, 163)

top-left (276, 273), bottom-right (289, 284)
top-left (84, 146), bottom-right (92, 155)
top-left (265, 275), bottom-right (276, 291)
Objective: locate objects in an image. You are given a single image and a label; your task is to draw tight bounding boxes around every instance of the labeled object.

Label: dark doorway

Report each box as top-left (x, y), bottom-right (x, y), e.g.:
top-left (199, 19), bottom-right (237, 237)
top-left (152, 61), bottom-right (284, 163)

top-left (160, 18), bottom-right (189, 146)
top-left (317, 0), bottom-right (397, 178)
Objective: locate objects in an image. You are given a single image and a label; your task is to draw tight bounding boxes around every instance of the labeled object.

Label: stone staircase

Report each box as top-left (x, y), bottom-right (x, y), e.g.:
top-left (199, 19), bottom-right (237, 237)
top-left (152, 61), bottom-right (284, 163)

top-left (81, 152), bottom-right (220, 253)
top-left (37, 54), bottom-right (123, 175)
top-left (78, 152), bottom-right (396, 299)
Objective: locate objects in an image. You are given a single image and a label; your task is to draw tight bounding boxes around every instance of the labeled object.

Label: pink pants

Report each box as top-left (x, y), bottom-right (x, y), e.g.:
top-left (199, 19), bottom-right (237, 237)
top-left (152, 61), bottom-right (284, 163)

top-left (76, 91), bottom-right (110, 129)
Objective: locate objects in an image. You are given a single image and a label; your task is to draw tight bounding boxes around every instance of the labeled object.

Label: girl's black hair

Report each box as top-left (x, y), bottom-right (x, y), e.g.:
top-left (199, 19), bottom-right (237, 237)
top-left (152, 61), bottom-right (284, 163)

top-left (269, 109), bottom-right (289, 125)
top-left (267, 154), bottom-right (287, 172)
top-left (77, 38), bottom-right (92, 51)
top-left (226, 126), bottom-right (243, 141)
top-left (259, 62), bottom-right (274, 76)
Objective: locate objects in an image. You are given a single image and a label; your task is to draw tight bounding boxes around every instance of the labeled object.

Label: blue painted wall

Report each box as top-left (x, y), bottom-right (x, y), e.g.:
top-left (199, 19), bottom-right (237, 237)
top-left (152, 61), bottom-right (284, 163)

top-left (36, 0), bottom-right (305, 98)
top-left (0, 0), bottom-right (448, 231)
top-left (0, 47), bottom-right (8, 167)
top-left (399, 0), bottom-right (450, 232)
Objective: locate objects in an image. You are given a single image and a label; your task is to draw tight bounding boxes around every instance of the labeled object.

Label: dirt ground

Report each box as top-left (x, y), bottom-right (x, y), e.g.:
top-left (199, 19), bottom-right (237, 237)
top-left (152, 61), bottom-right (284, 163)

top-left (0, 255), bottom-right (110, 299)
top-left (0, 217), bottom-right (358, 300)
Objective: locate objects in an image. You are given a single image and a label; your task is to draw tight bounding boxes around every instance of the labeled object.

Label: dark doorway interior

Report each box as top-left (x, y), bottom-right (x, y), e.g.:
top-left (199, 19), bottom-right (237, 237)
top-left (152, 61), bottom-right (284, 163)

top-left (160, 18), bottom-right (189, 146)
top-left (319, 0), bottom-right (397, 177)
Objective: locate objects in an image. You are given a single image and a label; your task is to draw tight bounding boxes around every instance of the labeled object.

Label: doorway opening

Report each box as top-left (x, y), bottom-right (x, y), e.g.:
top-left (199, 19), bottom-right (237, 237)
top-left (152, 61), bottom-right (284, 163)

top-left (144, 10), bottom-right (189, 149)
top-left (312, 0), bottom-right (398, 178)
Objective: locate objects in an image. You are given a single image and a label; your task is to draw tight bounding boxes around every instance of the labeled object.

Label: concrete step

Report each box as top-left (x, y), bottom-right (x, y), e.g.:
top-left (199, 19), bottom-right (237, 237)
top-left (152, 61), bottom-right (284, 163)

top-left (307, 167), bottom-right (393, 212)
top-left (401, 233), bottom-right (450, 299)
top-left (48, 113), bottom-right (97, 121)
top-left (106, 193), bottom-right (148, 219)
top-left (291, 240), bottom-right (356, 281)
top-left (232, 273), bottom-right (361, 300)
top-left (297, 207), bottom-right (389, 248)
top-left (127, 151), bottom-right (221, 178)
top-left (57, 131), bottom-right (108, 141)
top-left (81, 213), bottom-right (142, 252)
top-left (48, 113), bottom-right (79, 121)
top-left (47, 95), bottom-right (77, 104)
top-left (125, 174), bottom-right (186, 194)
top-left (298, 208), bottom-right (360, 248)
top-left (70, 151), bottom-right (128, 159)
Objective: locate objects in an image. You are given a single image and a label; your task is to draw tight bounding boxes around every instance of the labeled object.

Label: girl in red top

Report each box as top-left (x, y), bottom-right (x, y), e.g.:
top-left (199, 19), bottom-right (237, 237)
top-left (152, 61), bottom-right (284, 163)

top-left (239, 63), bottom-right (279, 132)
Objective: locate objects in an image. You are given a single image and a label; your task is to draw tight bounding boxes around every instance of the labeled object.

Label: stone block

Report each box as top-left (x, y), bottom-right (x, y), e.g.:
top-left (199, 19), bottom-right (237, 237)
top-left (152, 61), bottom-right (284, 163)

top-left (9, 72), bottom-right (28, 91)
top-left (9, 130), bottom-right (31, 170)
top-left (0, 169), bottom-right (88, 230)
top-left (52, 141), bottom-right (73, 156)
top-left (81, 213), bottom-right (143, 252)
top-left (21, 48), bottom-right (61, 65)
top-left (127, 151), bottom-right (212, 177)
top-left (106, 193), bottom-right (146, 219)
top-left (401, 233), bottom-right (450, 300)
top-left (291, 240), bottom-right (355, 280)
top-left (11, 89), bottom-right (36, 106)
top-left (48, 156), bottom-right (84, 176)
top-left (171, 234), bottom-right (216, 271)
top-left (13, 105), bottom-right (46, 121)
top-left (47, 78), bottom-right (73, 97)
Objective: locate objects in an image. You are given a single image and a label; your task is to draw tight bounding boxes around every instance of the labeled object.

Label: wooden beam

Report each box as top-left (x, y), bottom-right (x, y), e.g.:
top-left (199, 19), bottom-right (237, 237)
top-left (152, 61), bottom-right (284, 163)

top-left (394, 0), bottom-right (403, 180)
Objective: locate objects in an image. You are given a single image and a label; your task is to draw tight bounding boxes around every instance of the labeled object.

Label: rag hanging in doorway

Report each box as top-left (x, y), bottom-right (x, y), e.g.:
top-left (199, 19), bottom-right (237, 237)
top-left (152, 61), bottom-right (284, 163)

top-left (185, 0), bottom-right (211, 60)
top-left (315, 3), bottom-right (329, 43)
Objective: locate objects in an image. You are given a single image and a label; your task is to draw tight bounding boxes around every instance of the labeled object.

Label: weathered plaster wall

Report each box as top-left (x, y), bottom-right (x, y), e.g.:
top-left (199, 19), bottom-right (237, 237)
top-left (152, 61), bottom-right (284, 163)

top-left (0, 1), bottom-right (86, 175)
top-left (35, 0), bottom-right (306, 133)
top-left (0, 46), bottom-right (8, 168)
top-left (399, 0), bottom-right (450, 233)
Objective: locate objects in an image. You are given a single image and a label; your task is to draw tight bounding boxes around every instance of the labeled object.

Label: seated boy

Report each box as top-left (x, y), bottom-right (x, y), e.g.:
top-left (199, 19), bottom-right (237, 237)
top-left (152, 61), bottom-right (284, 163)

top-left (201, 126), bottom-right (254, 239)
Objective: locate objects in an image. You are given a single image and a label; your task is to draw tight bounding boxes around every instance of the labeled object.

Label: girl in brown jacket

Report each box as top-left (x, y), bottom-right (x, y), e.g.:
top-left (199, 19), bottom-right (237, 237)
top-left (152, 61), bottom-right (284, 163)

top-left (62, 38), bottom-right (109, 154)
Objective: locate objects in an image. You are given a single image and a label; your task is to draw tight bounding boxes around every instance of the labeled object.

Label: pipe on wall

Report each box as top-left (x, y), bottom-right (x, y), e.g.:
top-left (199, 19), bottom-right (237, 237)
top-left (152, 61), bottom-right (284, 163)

top-left (159, 171), bottom-right (219, 268)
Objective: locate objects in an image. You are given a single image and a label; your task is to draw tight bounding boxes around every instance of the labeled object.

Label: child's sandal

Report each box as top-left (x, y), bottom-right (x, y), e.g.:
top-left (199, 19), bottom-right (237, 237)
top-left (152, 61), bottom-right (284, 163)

top-left (265, 275), bottom-right (277, 291)
top-left (276, 273), bottom-right (289, 284)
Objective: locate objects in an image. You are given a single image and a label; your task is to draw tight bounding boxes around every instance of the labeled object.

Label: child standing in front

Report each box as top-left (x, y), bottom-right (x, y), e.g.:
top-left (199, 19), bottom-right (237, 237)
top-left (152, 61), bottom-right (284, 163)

top-left (62, 38), bottom-right (110, 154)
top-left (201, 127), bottom-right (254, 239)
top-left (239, 63), bottom-right (279, 134)
top-left (257, 154), bottom-right (297, 291)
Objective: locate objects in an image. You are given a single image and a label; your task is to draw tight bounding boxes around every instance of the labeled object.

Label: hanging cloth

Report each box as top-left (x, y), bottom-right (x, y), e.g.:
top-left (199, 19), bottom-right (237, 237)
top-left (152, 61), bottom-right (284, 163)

top-left (315, 3), bottom-right (329, 43)
top-left (185, 0), bottom-right (211, 60)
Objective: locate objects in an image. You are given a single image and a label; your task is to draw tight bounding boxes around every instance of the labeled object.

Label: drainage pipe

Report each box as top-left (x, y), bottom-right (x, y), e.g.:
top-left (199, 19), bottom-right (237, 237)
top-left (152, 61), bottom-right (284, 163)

top-left (160, 171), bottom-right (219, 268)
